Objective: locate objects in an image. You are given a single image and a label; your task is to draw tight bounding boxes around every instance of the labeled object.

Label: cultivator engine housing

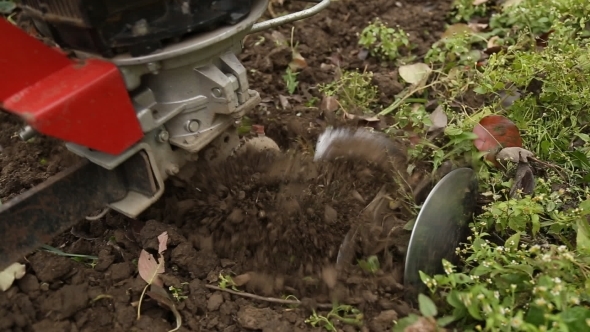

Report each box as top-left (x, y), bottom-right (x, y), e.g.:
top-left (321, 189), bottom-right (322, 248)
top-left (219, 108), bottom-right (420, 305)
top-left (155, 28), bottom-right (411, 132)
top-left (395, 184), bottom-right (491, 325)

top-left (0, 0), bottom-right (330, 270)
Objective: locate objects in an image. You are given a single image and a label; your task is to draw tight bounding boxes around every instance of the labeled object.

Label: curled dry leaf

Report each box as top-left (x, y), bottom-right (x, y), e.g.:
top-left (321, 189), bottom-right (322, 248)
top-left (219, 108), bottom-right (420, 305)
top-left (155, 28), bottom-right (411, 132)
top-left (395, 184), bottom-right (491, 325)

top-left (496, 147), bottom-right (535, 164)
top-left (0, 263), bottom-right (26, 292)
top-left (146, 284), bottom-right (182, 332)
top-left (289, 49), bottom-right (308, 71)
top-left (278, 95), bottom-right (290, 110)
top-left (398, 63), bottom-right (432, 85)
top-left (510, 162), bottom-right (535, 198)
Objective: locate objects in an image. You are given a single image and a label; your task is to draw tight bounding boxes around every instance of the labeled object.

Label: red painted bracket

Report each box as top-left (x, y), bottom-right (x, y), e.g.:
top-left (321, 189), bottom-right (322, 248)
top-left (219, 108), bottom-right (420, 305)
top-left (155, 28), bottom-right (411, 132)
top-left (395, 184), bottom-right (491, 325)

top-left (0, 19), bottom-right (143, 155)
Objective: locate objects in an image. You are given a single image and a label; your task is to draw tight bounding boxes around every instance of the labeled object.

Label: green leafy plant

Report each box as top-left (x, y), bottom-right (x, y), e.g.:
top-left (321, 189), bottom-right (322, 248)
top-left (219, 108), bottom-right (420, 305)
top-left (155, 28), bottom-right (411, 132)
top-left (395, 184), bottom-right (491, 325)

top-left (318, 69), bottom-right (378, 114)
top-left (218, 273), bottom-right (240, 291)
top-left (358, 18), bottom-right (412, 62)
top-left (305, 304), bottom-right (363, 331)
top-left (169, 283), bottom-right (188, 301)
top-left (449, 0), bottom-right (488, 23)
top-left (283, 67), bottom-right (299, 95)
top-left (358, 255), bottom-right (380, 274)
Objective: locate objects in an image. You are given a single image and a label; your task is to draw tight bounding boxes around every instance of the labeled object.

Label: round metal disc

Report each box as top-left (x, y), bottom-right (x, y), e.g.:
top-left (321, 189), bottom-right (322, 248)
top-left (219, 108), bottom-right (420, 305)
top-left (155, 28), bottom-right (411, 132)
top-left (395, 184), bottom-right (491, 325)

top-left (404, 168), bottom-right (478, 299)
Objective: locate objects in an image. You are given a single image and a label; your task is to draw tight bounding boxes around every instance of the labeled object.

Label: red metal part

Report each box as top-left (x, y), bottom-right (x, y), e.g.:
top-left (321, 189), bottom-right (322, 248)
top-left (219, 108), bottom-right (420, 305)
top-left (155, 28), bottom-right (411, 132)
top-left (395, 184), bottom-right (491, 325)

top-left (0, 18), bottom-right (143, 155)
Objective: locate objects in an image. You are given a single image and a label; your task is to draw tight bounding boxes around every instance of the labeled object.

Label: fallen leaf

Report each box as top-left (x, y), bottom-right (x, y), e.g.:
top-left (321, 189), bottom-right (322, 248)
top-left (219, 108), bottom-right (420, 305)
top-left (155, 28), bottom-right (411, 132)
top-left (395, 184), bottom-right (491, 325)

top-left (510, 162), bottom-right (535, 198)
top-left (289, 49), bottom-right (308, 71)
top-left (157, 231), bottom-right (168, 253)
top-left (0, 263), bottom-right (26, 292)
top-left (473, 0), bottom-right (489, 5)
top-left (138, 231), bottom-right (168, 287)
top-left (473, 115), bottom-right (523, 160)
top-left (146, 284), bottom-right (183, 332)
top-left (496, 147), bottom-right (534, 163)
top-left (399, 63), bottom-right (432, 85)
top-left (320, 95), bottom-right (340, 113)
top-left (278, 95), bottom-right (290, 110)
top-left (427, 105), bottom-right (448, 132)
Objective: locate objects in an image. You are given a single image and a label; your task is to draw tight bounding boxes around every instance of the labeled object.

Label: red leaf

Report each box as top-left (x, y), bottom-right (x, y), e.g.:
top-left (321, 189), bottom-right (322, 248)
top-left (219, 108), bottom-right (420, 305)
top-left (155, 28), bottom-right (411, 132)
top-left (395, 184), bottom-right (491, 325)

top-left (473, 115), bottom-right (522, 165)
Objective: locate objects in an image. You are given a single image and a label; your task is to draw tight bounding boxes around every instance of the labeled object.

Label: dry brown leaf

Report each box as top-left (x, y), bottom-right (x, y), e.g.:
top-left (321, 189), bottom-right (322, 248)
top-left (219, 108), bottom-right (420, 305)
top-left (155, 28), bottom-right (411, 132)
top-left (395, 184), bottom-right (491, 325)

top-left (137, 232), bottom-right (169, 320)
top-left (289, 49), bottom-right (308, 71)
top-left (138, 231), bottom-right (168, 288)
top-left (510, 162), bottom-right (535, 198)
top-left (278, 95), bottom-right (290, 110)
top-left (320, 95), bottom-right (339, 113)
top-left (146, 284), bottom-right (182, 332)
top-left (496, 147), bottom-right (534, 163)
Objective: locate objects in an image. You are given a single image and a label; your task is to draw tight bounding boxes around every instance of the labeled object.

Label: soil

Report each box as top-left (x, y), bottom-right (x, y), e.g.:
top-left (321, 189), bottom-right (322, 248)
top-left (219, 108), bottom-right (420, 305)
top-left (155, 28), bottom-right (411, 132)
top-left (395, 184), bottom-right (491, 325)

top-left (0, 0), bottom-right (454, 331)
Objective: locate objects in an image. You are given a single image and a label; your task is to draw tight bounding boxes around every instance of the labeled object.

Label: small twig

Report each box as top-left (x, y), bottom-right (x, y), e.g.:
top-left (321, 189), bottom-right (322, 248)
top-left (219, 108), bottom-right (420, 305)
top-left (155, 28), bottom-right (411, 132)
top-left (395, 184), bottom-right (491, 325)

top-left (205, 285), bottom-right (333, 309)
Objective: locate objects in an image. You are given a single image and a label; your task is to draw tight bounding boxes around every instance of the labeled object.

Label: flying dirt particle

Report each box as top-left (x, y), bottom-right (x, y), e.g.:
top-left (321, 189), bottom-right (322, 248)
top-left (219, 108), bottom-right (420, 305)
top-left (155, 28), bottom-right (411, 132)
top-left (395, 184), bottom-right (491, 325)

top-left (321, 265), bottom-right (338, 289)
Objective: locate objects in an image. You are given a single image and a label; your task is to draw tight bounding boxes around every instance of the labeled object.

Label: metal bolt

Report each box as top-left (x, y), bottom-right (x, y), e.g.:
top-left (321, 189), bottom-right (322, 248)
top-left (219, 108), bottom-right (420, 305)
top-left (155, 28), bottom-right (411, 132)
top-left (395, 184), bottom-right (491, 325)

top-left (211, 87), bottom-right (223, 98)
top-left (19, 125), bottom-right (37, 141)
top-left (157, 130), bottom-right (169, 142)
top-left (185, 120), bottom-right (200, 133)
top-left (146, 62), bottom-right (160, 75)
top-left (166, 164), bottom-right (179, 176)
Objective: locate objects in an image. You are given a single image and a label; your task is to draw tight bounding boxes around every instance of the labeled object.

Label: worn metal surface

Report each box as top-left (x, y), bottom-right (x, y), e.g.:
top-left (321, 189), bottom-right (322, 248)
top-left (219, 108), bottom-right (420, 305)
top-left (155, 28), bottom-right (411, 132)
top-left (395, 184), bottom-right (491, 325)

top-left (0, 161), bottom-right (128, 271)
top-left (0, 18), bottom-right (143, 155)
top-left (404, 168), bottom-right (478, 301)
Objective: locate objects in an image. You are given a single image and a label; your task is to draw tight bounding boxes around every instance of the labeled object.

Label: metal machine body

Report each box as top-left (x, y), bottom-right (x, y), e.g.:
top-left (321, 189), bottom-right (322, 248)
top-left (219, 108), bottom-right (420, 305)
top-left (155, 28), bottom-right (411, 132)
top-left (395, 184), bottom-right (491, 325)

top-left (0, 0), bottom-right (330, 270)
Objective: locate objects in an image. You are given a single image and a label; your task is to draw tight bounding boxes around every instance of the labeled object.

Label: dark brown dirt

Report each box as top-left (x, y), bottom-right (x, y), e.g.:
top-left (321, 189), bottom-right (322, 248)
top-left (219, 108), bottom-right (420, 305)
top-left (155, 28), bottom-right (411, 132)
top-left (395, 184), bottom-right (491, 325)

top-left (0, 0), bottom-right (454, 331)
top-left (0, 112), bottom-right (80, 201)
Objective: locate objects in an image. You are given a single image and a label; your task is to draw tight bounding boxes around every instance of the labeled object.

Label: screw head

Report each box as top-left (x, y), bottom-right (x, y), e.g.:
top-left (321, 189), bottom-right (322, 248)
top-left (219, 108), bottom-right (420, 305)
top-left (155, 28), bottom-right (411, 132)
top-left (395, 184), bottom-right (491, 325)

top-left (211, 87), bottom-right (223, 98)
top-left (166, 164), bottom-right (179, 176)
top-left (185, 120), bottom-right (200, 133)
top-left (157, 130), bottom-right (169, 142)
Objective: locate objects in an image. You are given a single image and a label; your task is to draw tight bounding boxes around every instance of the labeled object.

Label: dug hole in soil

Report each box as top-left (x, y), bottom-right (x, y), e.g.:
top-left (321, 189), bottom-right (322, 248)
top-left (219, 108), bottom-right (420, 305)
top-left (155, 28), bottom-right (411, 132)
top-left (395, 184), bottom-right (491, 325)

top-left (0, 0), bottom-right (453, 331)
